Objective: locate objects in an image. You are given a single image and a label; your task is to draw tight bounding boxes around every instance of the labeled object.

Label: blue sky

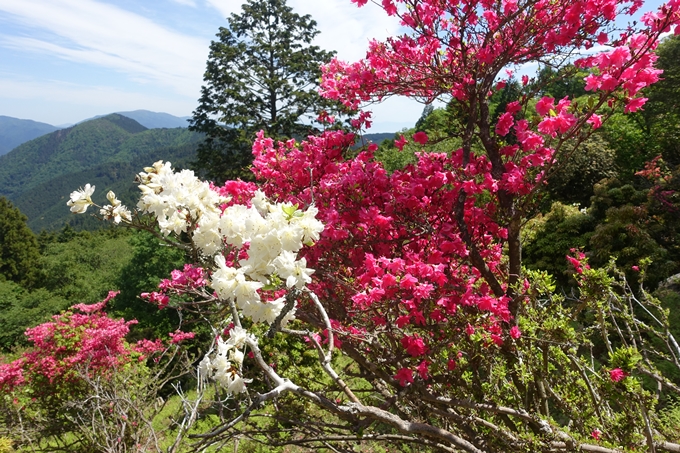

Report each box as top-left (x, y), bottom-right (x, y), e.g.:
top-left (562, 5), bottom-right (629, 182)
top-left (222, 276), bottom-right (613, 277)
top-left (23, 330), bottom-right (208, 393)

top-left (0, 0), bottom-right (416, 131)
top-left (0, 0), bottom-right (669, 132)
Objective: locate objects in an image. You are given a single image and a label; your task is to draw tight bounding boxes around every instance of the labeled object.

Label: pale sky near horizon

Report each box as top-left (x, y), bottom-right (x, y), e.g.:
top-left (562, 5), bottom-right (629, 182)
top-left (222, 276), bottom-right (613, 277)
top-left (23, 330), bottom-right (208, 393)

top-left (0, 0), bottom-right (669, 132)
top-left (0, 0), bottom-right (417, 132)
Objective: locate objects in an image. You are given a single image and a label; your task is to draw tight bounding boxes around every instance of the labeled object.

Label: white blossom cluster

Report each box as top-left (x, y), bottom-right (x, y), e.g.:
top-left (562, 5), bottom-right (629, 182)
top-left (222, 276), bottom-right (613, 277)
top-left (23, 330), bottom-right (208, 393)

top-left (67, 183), bottom-right (95, 214)
top-left (69, 161), bottom-right (325, 395)
top-left (67, 184), bottom-right (131, 224)
top-left (101, 190), bottom-right (132, 223)
top-left (134, 162), bottom-right (323, 323)
top-left (198, 326), bottom-right (252, 394)
top-left (211, 191), bottom-right (323, 325)
top-left (136, 160), bottom-right (228, 241)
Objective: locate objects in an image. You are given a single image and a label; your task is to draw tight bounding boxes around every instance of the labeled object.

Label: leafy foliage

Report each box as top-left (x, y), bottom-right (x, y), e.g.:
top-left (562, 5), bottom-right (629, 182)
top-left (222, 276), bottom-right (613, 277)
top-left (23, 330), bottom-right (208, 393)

top-left (111, 231), bottom-right (187, 341)
top-left (546, 134), bottom-right (619, 206)
top-left (0, 293), bottom-right (188, 452)
top-left (523, 202), bottom-right (595, 285)
top-left (0, 198), bottom-right (41, 287)
top-left (14, 141), bottom-right (199, 232)
top-left (0, 228), bottom-right (134, 352)
top-left (639, 34), bottom-right (680, 165)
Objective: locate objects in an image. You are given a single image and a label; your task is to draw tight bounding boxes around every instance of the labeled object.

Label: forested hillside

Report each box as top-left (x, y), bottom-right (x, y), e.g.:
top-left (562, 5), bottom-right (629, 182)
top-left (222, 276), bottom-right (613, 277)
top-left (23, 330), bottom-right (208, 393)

top-left (0, 114), bottom-right (203, 231)
top-left (0, 114), bottom-right (201, 200)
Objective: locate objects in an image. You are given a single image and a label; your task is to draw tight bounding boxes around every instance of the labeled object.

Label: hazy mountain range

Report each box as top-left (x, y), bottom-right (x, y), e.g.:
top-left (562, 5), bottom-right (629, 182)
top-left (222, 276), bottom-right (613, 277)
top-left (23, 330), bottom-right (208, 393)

top-left (0, 110), bottom-right (191, 156)
top-left (0, 116), bottom-right (59, 156)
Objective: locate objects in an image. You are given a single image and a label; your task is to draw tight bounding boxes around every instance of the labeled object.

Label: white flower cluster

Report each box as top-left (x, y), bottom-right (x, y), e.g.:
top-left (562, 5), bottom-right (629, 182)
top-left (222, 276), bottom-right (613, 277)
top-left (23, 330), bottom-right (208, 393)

top-left (67, 183), bottom-right (95, 214)
top-left (70, 161), bottom-right (326, 396)
top-left (198, 326), bottom-right (252, 394)
top-left (67, 184), bottom-right (131, 224)
top-left (100, 190), bottom-right (132, 224)
top-left (211, 192), bottom-right (323, 324)
top-left (134, 162), bottom-right (323, 322)
top-left (136, 161), bottom-right (228, 242)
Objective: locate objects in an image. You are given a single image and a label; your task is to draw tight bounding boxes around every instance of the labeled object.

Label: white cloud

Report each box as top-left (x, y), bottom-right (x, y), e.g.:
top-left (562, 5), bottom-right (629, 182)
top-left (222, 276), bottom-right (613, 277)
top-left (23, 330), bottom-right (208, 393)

top-left (203, 0), bottom-right (241, 19)
top-left (202, 0), bottom-right (401, 61)
top-left (287, 0), bottom-right (401, 61)
top-left (0, 0), bottom-right (207, 95)
top-left (171, 0), bottom-right (197, 6)
top-left (0, 76), bottom-right (195, 124)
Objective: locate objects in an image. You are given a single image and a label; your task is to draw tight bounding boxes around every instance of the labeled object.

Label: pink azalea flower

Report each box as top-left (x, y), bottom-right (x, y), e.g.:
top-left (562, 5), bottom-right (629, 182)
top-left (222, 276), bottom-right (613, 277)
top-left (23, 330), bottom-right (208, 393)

top-left (401, 334), bottom-right (428, 357)
top-left (609, 368), bottom-right (627, 382)
top-left (587, 114), bottom-right (602, 129)
top-left (625, 97), bottom-right (648, 113)
top-left (510, 326), bottom-right (522, 339)
top-left (413, 131), bottom-right (429, 144)
top-left (395, 367), bottom-right (414, 386)
top-left (495, 112), bottom-right (514, 136)
top-left (394, 134), bottom-right (408, 151)
top-left (535, 96), bottom-right (555, 117)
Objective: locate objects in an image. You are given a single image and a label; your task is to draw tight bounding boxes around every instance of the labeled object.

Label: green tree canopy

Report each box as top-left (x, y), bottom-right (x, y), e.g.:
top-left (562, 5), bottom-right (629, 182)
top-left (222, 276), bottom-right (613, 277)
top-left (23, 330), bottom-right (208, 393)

top-left (0, 197), bottom-right (41, 287)
top-left (640, 34), bottom-right (680, 164)
top-left (189, 0), bottom-right (339, 182)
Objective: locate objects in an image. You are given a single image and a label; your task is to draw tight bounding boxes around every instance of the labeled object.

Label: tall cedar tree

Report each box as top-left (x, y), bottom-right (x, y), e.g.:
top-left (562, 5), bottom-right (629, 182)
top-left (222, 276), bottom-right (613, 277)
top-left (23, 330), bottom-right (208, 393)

top-left (189, 0), bottom-right (338, 183)
top-left (0, 197), bottom-right (41, 287)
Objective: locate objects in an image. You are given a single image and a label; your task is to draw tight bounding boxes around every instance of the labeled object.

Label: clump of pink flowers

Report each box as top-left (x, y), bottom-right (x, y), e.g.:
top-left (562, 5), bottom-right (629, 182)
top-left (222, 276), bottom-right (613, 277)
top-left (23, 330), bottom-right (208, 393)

top-left (609, 368), bottom-right (628, 382)
top-left (0, 291), bottom-right (190, 394)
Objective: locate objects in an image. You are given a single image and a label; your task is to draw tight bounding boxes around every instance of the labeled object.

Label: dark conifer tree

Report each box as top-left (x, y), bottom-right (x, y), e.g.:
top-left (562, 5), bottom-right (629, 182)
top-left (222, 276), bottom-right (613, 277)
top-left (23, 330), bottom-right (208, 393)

top-left (0, 197), bottom-right (41, 287)
top-left (189, 0), bottom-right (339, 182)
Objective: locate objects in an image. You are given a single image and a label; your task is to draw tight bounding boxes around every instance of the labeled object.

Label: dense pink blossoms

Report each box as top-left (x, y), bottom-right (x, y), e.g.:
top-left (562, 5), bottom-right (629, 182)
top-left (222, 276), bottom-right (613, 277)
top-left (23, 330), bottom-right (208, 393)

top-left (0, 292), bottom-right (168, 393)
top-left (245, 0), bottom-right (679, 385)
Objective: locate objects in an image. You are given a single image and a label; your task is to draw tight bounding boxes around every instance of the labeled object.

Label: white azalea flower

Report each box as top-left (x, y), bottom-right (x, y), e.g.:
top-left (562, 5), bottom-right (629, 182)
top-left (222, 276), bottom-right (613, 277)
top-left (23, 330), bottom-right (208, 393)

top-left (295, 206), bottom-right (325, 243)
top-left (106, 190), bottom-right (121, 207)
top-left (198, 355), bottom-right (213, 380)
top-left (251, 190), bottom-right (269, 215)
top-left (232, 273), bottom-right (264, 306)
top-left (99, 203), bottom-right (132, 224)
top-left (158, 210), bottom-right (188, 236)
top-left (229, 349), bottom-right (245, 366)
top-left (67, 184), bottom-right (95, 213)
top-left (194, 211), bottom-right (222, 256)
top-left (216, 336), bottom-right (232, 356)
top-left (227, 326), bottom-right (249, 348)
top-left (272, 251), bottom-right (315, 288)
top-left (278, 224), bottom-right (305, 252)
top-left (227, 373), bottom-right (251, 394)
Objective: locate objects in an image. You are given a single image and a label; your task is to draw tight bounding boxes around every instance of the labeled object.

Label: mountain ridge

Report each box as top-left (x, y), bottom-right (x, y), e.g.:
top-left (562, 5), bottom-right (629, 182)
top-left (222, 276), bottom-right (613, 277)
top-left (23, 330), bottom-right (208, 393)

top-left (0, 114), bottom-right (203, 203)
top-left (0, 111), bottom-right (192, 155)
top-left (82, 110), bottom-right (191, 129)
top-left (0, 116), bottom-right (59, 156)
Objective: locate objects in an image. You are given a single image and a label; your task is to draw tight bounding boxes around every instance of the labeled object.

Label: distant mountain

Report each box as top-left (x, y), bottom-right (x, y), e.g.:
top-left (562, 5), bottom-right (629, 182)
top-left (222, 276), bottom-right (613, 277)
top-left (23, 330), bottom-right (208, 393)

top-left (0, 114), bottom-right (204, 231)
top-left (363, 132), bottom-right (397, 145)
top-left (85, 110), bottom-right (191, 129)
top-left (116, 110), bottom-right (191, 129)
top-left (0, 116), bottom-right (59, 156)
